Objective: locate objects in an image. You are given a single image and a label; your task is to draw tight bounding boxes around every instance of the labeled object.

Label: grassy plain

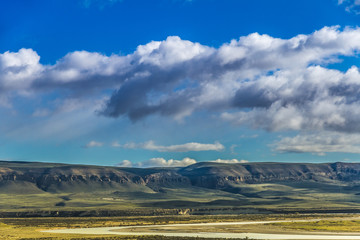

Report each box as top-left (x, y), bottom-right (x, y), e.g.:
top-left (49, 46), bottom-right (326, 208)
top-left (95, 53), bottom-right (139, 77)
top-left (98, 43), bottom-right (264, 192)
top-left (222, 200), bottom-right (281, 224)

top-left (0, 214), bottom-right (264, 239)
top-left (3, 163), bottom-right (360, 239)
top-left (2, 181), bottom-right (360, 215)
top-left (1, 214), bottom-right (358, 239)
top-left (268, 219), bottom-right (360, 232)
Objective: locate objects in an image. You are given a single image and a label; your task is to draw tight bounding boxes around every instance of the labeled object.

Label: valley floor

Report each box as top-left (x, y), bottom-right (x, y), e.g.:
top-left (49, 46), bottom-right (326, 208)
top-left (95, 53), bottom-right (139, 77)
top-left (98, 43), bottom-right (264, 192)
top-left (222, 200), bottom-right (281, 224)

top-left (2, 214), bottom-right (360, 240)
top-left (42, 218), bottom-right (360, 240)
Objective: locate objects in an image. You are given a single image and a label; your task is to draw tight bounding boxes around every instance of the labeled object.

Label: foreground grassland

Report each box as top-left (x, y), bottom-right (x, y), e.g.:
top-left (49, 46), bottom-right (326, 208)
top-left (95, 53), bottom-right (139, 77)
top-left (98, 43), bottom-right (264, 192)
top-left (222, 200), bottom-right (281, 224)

top-left (0, 214), bottom-right (358, 239)
top-left (0, 215), bottom-right (265, 239)
top-left (269, 219), bottom-right (360, 232)
top-left (2, 181), bottom-right (360, 216)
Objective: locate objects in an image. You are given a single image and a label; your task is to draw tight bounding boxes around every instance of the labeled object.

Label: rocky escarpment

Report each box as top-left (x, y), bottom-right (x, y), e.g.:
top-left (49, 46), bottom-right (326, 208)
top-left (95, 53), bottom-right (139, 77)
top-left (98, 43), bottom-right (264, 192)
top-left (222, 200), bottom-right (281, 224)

top-left (143, 171), bottom-right (192, 190)
top-left (0, 164), bottom-right (145, 192)
top-left (178, 162), bottom-right (360, 188)
top-left (1, 161), bottom-right (360, 193)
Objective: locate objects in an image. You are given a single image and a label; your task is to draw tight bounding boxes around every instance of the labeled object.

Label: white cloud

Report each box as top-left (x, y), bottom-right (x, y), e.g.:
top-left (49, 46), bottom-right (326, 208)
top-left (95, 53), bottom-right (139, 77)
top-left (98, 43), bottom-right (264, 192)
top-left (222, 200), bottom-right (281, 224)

top-left (211, 159), bottom-right (248, 164)
top-left (0, 48), bottom-right (42, 91)
top-left (116, 160), bottom-right (133, 167)
top-left (274, 132), bottom-right (360, 155)
top-left (114, 140), bottom-right (225, 152)
top-left (116, 158), bottom-right (250, 168)
top-left (221, 65), bottom-right (360, 133)
top-left (139, 157), bottom-right (197, 168)
top-left (116, 157), bottom-right (197, 168)
top-left (3, 26), bottom-right (360, 135)
top-left (84, 140), bottom-right (103, 148)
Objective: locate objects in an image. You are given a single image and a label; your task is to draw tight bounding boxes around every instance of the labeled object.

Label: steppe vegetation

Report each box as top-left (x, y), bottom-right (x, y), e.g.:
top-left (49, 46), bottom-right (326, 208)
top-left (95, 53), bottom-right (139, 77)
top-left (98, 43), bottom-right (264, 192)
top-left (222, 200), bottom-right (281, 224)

top-left (268, 219), bottom-right (360, 232)
top-left (0, 214), bottom-right (357, 239)
top-left (3, 161), bottom-right (360, 239)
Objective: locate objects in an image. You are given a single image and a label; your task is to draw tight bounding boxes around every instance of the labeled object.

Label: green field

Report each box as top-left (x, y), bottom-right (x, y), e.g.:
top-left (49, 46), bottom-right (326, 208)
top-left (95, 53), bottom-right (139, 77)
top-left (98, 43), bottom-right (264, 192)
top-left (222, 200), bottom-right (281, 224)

top-left (0, 214), bottom-right (352, 239)
top-left (0, 214), bottom-right (264, 239)
top-left (2, 161), bottom-right (360, 239)
top-left (2, 161), bottom-right (360, 215)
top-left (1, 181), bottom-right (360, 216)
top-left (268, 219), bottom-right (360, 232)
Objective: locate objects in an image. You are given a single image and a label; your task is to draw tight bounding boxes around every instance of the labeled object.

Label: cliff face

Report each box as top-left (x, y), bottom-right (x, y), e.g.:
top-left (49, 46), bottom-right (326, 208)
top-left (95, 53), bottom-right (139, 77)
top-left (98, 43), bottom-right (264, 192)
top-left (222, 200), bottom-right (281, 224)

top-left (179, 162), bottom-right (360, 188)
top-left (1, 161), bottom-right (360, 193)
top-left (0, 166), bottom-right (144, 190)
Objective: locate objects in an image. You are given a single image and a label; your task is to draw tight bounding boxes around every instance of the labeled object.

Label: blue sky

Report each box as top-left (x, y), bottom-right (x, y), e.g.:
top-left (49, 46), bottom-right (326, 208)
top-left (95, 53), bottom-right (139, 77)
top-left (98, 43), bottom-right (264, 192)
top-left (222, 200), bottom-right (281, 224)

top-left (2, 0), bottom-right (360, 167)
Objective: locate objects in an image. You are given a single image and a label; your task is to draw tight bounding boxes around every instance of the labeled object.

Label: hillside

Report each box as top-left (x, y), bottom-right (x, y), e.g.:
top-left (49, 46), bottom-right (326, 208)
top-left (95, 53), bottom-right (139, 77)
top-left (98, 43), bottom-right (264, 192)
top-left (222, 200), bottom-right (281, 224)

top-left (1, 161), bottom-right (360, 191)
top-left (1, 160), bottom-right (360, 215)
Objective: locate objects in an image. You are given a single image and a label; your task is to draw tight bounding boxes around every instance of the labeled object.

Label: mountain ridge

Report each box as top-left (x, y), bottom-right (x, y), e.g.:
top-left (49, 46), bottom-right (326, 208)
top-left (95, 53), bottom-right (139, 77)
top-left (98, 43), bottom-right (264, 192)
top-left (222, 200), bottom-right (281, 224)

top-left (1, 161), bottom-right (360, 193)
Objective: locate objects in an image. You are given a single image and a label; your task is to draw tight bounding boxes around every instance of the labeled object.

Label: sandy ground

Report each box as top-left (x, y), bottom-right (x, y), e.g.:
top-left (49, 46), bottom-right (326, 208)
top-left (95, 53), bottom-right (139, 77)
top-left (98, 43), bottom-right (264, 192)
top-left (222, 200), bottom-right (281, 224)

top-left (43, 219), bottom-right (360, 239)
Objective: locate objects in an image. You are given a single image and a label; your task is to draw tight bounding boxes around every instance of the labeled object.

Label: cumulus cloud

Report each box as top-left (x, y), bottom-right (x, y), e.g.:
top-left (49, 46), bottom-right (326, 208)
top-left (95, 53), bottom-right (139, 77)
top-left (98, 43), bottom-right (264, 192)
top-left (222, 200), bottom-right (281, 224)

top-left (100, 26), bottom-right (360, 122)
top-left (222, 66), bottom-right (360, 133)
top-left (274, 132), bottom-right (360, 155)
top-left (116, 160), bottom-right (133, 167)
top-left (0, 48), bottom-right (42, 92)
top-left (139, 157), bottom-right (197, 167)
top-left (84, 140), bottom-right (103, 148)
top-left (116, 157), bottom-right (197, 168)
top-left (3, 26), bottom-right (360, 136)
top-left (116, 158), bottom-right (250, 168)
top-left (211, 159), bottom-right (248, 164)
top-left (113, 140), bottom-right (224, 152)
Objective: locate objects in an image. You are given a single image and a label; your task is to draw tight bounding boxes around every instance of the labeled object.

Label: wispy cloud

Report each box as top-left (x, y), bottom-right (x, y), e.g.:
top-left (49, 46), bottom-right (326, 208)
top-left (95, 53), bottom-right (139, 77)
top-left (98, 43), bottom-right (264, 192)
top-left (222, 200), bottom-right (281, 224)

top-left (116, 157), bottom-right (196, 168)
top-left (113, 140), bottom-right (225, 152)
top-left (211, 159), bottom-right (248, 164)
top-left (116, 159), bottom-right (133, 167)
top-left (7, 98), bottom-right (108, 141)
top-left (84, 140), bottom-right (103, 148)
top-left (116, 157), bottom-right (249, 168)
top-left (338, 0), bottom-right (360, 14)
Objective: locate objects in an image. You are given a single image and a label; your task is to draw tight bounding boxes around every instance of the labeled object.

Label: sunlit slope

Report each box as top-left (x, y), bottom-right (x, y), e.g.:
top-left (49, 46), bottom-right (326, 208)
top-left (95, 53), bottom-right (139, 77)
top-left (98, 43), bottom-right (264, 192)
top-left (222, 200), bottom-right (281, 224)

top-left (1, 160), bottom-right (360, 213)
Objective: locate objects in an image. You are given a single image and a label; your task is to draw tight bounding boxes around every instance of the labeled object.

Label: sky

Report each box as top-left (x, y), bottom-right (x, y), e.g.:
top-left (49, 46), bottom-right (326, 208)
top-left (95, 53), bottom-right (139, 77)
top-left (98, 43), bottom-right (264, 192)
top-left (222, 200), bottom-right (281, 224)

top-left (2, 0), bottom-right (360, 167)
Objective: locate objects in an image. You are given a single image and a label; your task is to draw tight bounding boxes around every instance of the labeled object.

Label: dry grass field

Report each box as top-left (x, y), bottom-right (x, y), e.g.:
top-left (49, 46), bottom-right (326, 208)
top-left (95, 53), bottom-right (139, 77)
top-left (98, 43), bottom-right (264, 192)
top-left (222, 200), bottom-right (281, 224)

top-left (1, 214), bottom-right (359, 239)
top-left (268, 219), bottom-right (360, 232)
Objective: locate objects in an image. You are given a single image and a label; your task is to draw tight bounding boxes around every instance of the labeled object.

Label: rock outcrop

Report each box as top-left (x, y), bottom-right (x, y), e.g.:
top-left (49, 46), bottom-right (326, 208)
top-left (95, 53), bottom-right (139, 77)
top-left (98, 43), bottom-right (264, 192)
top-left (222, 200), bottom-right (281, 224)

top-left (1, 160), bottom-right (360, 193)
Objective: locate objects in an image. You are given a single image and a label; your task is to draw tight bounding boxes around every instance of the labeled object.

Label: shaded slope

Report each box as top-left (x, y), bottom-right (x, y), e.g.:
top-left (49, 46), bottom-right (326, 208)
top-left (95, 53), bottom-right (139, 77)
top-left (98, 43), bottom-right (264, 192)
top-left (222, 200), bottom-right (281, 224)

top-left (1, 160), bottom-right (360, 193)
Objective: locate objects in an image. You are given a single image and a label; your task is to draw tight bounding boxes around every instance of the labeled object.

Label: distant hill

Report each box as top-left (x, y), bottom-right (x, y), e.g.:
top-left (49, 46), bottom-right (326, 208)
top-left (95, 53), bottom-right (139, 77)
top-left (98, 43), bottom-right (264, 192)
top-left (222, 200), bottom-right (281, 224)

top-left (2, 160), bottom-right (360, 215)
top-left (1, 160), bottom-right (360, 192)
